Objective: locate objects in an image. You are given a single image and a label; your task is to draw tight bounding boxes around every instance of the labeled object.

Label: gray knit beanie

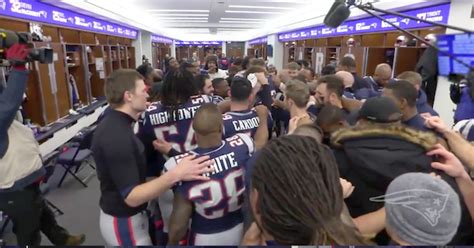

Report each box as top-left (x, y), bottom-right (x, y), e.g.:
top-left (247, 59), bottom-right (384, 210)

top-left (371, 172), bottom-right (461, 245)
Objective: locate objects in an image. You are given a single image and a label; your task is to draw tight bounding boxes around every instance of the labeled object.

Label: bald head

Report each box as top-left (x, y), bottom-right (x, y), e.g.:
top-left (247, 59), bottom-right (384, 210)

top-left (335, 71), bottom-right (354, 88)
top-left (192, 103), bottom-right (223, 136)
top-left (374, 63), bottom-right (392, 87)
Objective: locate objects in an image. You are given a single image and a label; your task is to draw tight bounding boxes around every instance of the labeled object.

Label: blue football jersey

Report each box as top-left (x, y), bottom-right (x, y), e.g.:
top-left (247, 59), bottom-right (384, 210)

top-left (139, 95), bottom-right (213, 154)
top-left (212, 95), bottom-right (225, 104)
top-left (164, 134), bottom-right (255, 237)
top-left (222, 109), bottom-right (260, 139)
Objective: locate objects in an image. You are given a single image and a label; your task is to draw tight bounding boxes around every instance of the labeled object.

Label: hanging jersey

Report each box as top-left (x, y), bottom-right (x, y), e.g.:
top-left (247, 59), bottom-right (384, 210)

top-left (222, 109), bottom-right (260, 139)
top-left (164, 134), bottom-right (255, 245)
top-left (139, 95), bottom-right (213, 154)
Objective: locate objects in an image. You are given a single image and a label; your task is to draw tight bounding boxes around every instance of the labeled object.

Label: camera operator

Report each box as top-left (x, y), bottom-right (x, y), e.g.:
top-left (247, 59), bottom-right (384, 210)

top-left (453, 69), bottom-right (474, 123)
top-left (0, 44), bottom-right (85, 245)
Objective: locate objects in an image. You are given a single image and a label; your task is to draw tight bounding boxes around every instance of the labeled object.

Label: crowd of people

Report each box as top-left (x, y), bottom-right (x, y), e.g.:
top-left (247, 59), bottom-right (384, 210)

top-left (1, 43), bottom-right (474, 246)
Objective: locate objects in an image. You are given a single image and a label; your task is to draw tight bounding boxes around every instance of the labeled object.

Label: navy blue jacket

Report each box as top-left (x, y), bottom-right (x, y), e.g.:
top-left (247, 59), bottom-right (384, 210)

top-left (417, 89), bottom-right (438, 116)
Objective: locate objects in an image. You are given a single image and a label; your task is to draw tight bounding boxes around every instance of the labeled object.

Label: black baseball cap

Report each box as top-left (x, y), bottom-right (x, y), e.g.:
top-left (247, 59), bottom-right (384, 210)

top-left (358, 97), bottom-right (402, 123)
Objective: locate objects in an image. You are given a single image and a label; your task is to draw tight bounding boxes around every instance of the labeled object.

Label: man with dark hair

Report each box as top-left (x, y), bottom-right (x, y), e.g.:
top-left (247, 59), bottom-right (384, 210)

top-left (285, 62), bottom-right (301, 79)
top-left (205, 56), bottom-right (226, 80)
top-left (316, 75), bottom-right (357, 124)
top-left (397, 71), bottom-right (438, 116)
top-left (296, 59), bottom-right (310, 69)
top-left (136, 64), bottom-right (155, 86)
top-left (337, 56), bottom-right (370, 91)
top-left (316, 105), bottom-right (349, 145)
top-left (383, 80), bottom-right (430, 132)
top-left (195, 74), bottom-right (214, 96)
top-left (222, 78), bottom-right (269, 149)
top-left (180, 60), bottom-right (200, 77)
top-left (212, 78), bottom-right (229, 100)
top-left (94, 69), bottom-right (213, 245)
top-left (321, 65), bottom-right (336, 76)
top-left (166, 103), bottom-right (255, 245)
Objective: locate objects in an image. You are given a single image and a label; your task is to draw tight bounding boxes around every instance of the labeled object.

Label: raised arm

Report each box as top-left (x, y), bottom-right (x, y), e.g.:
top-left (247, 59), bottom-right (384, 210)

top-left (428, 144), bottom-right (474, 220)
top-left (0, 44), bottom-right (30, 158)
top-left (425, 116), bottom-right (474, 169)
top-left (254, 105), bottom-right (269, 150)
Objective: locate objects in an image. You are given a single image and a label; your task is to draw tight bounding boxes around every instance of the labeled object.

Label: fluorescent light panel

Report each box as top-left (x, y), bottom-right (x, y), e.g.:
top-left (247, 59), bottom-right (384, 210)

top-left (225, 10), bottom-right (283, 14)
top-left (147, 9), bottom-right (209, 13)
top-left (220, 20), bottom-right (264, 24)
top-left (160, 20), bottom-right (208, 22)
top-left (228, 5), bottom-right (294, 10)
top-left (151, 13), bottom-right (209, 17)
top-left (156, 17), bottom-right (209, 20)
top-left (221, 18), bottom-right (265, 21)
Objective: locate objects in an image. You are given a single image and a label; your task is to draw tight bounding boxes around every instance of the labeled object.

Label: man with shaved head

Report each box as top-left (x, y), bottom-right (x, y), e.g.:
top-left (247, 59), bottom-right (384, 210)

top-left (166, 103), bottom-right (255, 245)
top-left (366, 63), bottom-right (393, 91)
top-left (357, 63), bottom-right (395, 100)
top-left (335, 71), bottom-right (356, 99)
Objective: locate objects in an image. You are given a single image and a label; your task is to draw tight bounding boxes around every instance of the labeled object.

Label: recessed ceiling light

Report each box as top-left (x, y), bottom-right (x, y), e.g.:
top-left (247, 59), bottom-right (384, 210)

top-left (147, 9), bottom-right (210, 13)
top-left (228, 5), bottom-right (295, 10)
top-left (225, 10), bottom-right (283, 14)
top-left (151, 13), bottom-right (209, 17)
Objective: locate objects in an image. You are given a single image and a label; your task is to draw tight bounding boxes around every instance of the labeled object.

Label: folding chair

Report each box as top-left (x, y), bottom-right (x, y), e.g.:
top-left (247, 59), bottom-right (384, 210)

top-left (57, 126), bottom-right (96, 188)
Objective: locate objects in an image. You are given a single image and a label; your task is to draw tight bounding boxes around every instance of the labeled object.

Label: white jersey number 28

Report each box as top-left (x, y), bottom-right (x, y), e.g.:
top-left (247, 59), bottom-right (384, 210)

top-left (188, 169), bottom-right (245, 219)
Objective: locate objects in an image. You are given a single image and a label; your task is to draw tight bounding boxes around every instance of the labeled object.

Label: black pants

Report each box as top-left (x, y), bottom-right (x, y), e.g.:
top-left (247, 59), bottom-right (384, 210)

top-left (0, 184), bottom-right (69, 245)
top-left (423, 80), bottom-right (438, 107)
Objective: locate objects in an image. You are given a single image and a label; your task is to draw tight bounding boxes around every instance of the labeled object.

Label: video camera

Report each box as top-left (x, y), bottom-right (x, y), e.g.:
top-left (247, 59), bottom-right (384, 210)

top-left (0, 28), bottom-right (53, 65)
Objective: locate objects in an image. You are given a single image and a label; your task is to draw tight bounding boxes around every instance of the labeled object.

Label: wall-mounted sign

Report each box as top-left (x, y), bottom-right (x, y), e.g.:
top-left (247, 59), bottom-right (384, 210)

top-left (0, 0), bottom-right (138, 39)
top-left (249, 37), bottom-right (268, 45)
top-left (278, 4), bottom-right (450, 42)
top-left (151, 35), bottom-right (173, 44)
top-left (175, 41), bottom-right (222, 46)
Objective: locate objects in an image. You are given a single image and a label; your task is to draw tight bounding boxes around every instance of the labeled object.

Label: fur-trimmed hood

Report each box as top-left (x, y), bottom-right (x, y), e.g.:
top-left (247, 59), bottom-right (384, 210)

top-left (331, 124), bottom-right (438, 151)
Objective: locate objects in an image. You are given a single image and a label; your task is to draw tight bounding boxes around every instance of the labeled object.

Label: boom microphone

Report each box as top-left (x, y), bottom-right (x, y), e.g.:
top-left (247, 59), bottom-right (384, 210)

top-left (324, 0), bottom-right (351, 28)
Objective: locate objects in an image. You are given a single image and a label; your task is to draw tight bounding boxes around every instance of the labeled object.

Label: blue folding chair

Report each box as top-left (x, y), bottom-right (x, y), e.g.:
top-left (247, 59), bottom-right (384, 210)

top-left (57, 126), bottom-right (96, 188)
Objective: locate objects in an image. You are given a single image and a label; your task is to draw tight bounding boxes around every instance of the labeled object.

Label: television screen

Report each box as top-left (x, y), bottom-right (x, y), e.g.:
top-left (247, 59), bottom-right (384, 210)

top-left (437, 33), bottom-right (474, 76)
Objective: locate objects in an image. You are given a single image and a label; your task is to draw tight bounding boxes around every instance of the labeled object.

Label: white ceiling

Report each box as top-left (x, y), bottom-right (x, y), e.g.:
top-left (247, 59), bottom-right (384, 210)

top-left (43, 0), bottom-right (450, 41)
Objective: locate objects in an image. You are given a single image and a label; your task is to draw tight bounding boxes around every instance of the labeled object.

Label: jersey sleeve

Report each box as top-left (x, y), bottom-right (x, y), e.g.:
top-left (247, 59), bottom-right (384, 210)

top-left (236, 133), bottom-right (255, 156)
top-left (163, 156), bottom-right (178, 173)
top-left (163, 152), bottom-right (195, 172)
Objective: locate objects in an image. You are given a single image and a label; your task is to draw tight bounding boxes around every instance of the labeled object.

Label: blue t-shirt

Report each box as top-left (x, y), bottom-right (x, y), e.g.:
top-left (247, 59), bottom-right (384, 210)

top-left (165, 134), bottom-right (255, 236)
